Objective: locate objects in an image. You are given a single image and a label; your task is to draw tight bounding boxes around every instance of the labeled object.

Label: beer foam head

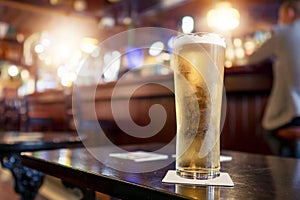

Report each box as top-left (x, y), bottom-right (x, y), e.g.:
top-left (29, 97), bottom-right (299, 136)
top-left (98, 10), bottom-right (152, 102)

top-left (174, 33), bottom-right (226, 48)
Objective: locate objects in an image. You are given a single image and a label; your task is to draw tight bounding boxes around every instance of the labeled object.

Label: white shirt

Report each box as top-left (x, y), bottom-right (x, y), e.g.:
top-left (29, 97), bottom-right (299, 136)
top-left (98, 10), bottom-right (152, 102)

top-left (248, 19), bottom-right (300, 130)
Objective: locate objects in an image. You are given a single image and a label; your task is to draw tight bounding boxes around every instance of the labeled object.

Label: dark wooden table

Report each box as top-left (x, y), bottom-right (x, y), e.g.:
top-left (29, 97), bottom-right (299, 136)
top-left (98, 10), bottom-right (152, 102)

top-left (0, 131), bottom-right (83, 200)
top-left (20, 142), bottom-right (300, 200)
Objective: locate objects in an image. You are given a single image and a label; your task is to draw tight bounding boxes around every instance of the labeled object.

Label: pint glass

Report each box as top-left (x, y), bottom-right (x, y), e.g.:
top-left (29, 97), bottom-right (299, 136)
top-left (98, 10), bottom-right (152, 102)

top-left (173, 33), bottom-right (226, 179)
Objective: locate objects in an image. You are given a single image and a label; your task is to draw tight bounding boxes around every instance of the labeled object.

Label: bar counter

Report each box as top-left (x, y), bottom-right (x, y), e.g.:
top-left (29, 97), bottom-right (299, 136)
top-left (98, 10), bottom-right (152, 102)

top-left (21, 143), bottom-right (300, 200)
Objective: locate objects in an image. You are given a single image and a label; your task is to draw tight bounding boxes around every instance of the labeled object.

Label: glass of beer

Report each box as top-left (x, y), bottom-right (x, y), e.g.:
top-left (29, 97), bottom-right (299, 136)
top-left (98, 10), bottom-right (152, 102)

top-left (172, 32), bottom-right (226, 179)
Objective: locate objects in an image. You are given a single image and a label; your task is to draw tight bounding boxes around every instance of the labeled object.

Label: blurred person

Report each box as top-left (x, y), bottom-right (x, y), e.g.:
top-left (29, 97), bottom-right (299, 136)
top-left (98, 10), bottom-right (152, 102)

top-left (247, 0), bottom-right (300, 156)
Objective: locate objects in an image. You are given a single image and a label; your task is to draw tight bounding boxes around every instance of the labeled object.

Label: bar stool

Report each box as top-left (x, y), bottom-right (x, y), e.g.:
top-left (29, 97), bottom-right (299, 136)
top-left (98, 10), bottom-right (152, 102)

top-left (276, 126), bottom-right (300, 158)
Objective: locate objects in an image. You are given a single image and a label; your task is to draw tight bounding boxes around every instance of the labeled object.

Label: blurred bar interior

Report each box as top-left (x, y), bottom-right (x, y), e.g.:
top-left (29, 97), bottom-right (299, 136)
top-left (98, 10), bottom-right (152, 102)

top-left (0, 0), bottom-right (278, 91)
top-left (0, 0), bottom-right (280, 152)
top-left (0, 0), bottom-right (289, 199)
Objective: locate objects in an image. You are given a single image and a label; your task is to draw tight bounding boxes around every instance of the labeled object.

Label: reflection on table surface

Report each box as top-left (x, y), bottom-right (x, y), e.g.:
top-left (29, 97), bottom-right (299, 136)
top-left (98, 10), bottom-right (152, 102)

top-left (21, 143), bottom-right (300, 200)
top-left (0, 131), bottom-right (83, 153)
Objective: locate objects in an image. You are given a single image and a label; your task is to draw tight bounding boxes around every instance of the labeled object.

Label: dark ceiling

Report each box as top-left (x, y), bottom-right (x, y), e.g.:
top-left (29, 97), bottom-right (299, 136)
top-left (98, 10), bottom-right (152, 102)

top-left (0, 0), bottom-right (281, 40)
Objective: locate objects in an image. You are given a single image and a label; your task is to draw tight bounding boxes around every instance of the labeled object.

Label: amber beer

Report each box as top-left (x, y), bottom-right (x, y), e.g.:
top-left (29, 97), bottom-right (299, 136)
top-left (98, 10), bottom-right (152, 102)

top-left (173, 33), bottom-right (226, 179)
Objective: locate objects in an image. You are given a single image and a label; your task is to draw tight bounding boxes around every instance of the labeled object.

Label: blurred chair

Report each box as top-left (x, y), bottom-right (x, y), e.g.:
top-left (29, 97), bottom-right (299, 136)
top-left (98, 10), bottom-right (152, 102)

top-left (277, 126), bottom-right (300, 158)
top-left (1, 88), bottom-right (22, 131)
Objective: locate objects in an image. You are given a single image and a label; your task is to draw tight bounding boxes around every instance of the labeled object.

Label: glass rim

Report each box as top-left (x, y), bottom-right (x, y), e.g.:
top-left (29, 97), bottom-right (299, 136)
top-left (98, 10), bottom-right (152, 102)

top-left (173, 32), bottom-right (226, 48)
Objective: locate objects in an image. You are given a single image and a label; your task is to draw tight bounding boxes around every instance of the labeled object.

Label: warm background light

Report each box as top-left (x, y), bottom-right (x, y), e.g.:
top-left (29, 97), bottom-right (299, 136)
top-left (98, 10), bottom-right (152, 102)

top-left (207, 2), bottom-right (240, 31)
top-left (149, 41), bottom-right (164, 56)
top-left (80, 37), bottom-right (99, 54)
top-left (181, 16), bottom-right (194, 33)
top-left (8, 65), bottom-right (19, 77)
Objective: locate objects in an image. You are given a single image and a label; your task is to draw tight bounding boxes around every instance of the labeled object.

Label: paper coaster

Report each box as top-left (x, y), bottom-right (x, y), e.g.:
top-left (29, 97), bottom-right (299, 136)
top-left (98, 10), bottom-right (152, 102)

top-left (162, 170), bottom-right (234, 186)
top-left (109, 151), bottom-right (168, 162)
top-left (220, 155), bottom-right (232, 162)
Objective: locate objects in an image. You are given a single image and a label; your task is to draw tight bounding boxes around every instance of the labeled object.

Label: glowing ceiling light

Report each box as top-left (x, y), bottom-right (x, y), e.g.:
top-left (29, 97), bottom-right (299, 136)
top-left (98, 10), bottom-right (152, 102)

top-left (103, 51), bottom-right (121, 82)
top-left (34, 43), bottom-right (44, 54)
top-left (16, 33), bottom-right (25, 43)
top-left (73, 0), bottom-right (87, 11)
top-left (49, 0), bottom-right (62, 5)
top-left (8, 65), bottom-right (19, 77)
top-left (149, 41), bottom-right (164, 56)
top-left (0, 22), bottom-right (9, 38)
top-left (182, 16), bottom-right (194, 33)
top-left (57, 66), bottom-right (65, 78)
top-left (59, 44), bottom-right (71, 60)
top-left (21, 69), bottom-right (30, 81)
top-left (207, 2), bottom-right (240, 31)
top-left (233, 38), bottom-right (242, 47)
top-left (99, 16), bottom-right (115, 28)
top-left (61, 78), bottom-right (72, 87)
top-left (40, 31), bottom-right (51, 47)
top-left (80, 37), bottom-right (99, 54)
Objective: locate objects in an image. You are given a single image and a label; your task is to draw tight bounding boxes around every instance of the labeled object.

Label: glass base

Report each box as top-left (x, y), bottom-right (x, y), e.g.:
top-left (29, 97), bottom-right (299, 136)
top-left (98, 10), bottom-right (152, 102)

top-left (176, 169), bottom-right (220, 180)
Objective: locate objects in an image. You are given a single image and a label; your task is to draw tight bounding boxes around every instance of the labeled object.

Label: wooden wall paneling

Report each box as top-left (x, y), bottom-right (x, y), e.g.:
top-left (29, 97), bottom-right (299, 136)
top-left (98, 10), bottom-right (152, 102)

top-left (69, 65), bottom-right (274, 154)
top-left (74, 75), bottom-right (177, 145)
top-left (23, 90), bottom-right (68, 131)
top-left (221, 92), bottom-right (272, 154)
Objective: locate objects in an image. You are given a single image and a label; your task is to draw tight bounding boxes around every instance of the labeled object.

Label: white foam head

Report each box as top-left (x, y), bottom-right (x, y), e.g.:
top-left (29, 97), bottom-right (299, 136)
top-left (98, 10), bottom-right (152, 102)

top-left (174, 32), bottom-right (226, 48)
